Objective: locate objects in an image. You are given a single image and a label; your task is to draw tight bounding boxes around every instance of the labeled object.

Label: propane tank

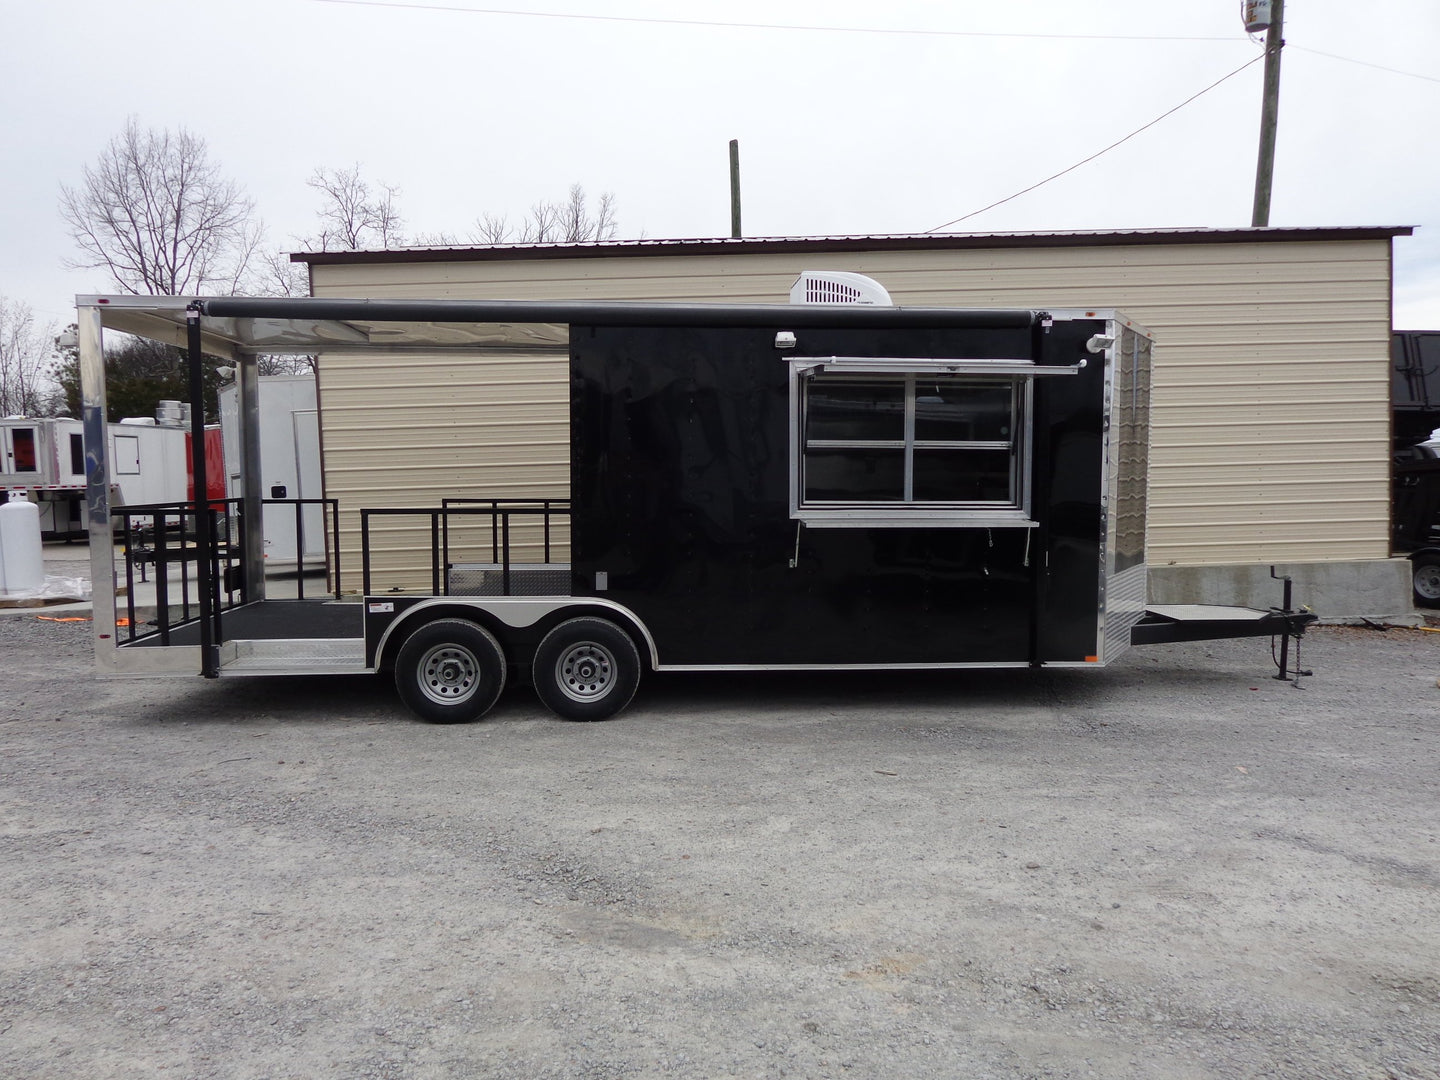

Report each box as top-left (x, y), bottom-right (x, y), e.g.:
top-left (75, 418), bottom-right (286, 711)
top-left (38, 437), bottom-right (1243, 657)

top-left (0, 490), bottom-right (43, 594)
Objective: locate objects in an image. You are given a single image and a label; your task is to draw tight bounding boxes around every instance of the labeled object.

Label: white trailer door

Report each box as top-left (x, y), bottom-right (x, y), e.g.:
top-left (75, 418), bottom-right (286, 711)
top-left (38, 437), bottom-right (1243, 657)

top-left (294, 410), bottom-right (324, 560)
top-left (261, 408), bottom-right (324, 563)
top-left (111, 434), bottom-right (141, 476)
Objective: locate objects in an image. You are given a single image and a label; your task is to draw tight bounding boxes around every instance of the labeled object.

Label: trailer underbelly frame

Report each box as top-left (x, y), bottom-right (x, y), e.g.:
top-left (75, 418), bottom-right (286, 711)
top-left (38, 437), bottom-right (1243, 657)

top-left (102, 592), bottom-right (1314, 682)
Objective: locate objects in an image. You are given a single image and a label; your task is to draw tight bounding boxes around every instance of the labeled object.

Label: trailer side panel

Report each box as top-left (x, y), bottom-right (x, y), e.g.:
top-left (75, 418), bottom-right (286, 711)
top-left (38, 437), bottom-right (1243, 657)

top-left (569, 319), bottom-right (1117, 667)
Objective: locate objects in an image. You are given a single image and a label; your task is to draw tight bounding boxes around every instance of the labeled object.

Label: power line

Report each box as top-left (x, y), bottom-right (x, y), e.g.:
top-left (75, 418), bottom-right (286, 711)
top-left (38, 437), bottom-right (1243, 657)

top-left (309, 0), bottom-right (1240, 43)
top-left (1290, 45), bottom-right (1440, 86)
top-left (310, 0), bottom-right (1440, 84)
top-left (928, 53), bottom-right (1266, 232)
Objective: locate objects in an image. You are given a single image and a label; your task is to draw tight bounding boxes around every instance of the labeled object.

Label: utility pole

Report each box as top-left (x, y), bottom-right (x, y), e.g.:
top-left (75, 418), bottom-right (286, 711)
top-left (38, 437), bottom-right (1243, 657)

top-left (1250, 0), bottom-right (1284, 227)
top-left (729, 140), bottom-right (742, 239)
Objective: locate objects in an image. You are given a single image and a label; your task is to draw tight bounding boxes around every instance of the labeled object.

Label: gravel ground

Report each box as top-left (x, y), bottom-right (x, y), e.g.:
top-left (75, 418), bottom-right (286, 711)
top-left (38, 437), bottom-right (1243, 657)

top-left (2, 615), bottom-right (1438, 1080)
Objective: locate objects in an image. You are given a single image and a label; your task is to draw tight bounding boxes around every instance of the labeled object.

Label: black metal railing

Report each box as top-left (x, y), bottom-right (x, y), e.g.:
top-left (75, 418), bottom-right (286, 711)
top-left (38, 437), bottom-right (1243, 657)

top-left (260, 497), bottom-right (342, 599)
top-left (112, 499), bottom-right (243, 646)
top-left (362, 500), bottom-right (571, 597)
top-left (113, 497), bottom-right (343, 645)
top-left (440, 498), bottom-right (566, 568)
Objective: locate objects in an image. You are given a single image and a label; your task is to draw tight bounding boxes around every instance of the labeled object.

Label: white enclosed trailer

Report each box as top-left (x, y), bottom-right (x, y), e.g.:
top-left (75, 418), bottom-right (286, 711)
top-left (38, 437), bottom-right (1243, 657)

top-left (0, 415), bottom-right (193, 539)
top-left (218, 375), bottom-right (324, 565)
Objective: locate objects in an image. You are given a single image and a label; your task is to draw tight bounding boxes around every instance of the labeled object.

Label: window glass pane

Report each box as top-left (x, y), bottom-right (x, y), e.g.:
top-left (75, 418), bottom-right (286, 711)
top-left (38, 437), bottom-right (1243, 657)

top-left (11, 428), bottom-right (37, 472)
top-left (913, 380), bottom-right (1012, 443)
top-left (912, 448), bottom-right (1013, 503)
top-left (805, 448), bottom-right (904, 501)
top-left (806, 379), bottom-right (904, 442)
top-left (69, 433), bottom-right (85, 476)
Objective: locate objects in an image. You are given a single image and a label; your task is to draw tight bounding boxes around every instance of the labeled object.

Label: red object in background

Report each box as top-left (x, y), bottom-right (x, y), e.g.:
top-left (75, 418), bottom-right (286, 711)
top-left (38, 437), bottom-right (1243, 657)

top-left (185, 427), bottom-right (227, 506)
top-left (11, 428), bottom-right (37, 472)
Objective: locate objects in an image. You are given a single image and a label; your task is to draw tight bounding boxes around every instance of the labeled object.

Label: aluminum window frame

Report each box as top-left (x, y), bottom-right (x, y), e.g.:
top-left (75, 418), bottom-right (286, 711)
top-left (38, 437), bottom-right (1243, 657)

top-left (787, 357), bottom-right (1053, 529)
top-left (7, 425), bottom-right (39, 474)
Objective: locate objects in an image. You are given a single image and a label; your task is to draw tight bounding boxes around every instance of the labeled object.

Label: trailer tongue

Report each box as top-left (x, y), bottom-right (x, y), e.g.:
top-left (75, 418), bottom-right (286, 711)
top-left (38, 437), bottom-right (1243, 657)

top-left (1133, 601), bottom-right (1316, 688)
top-left (78, 281), bottom-right (1316, 724)
top-left (1132, 603), bottom-right (1316, 647)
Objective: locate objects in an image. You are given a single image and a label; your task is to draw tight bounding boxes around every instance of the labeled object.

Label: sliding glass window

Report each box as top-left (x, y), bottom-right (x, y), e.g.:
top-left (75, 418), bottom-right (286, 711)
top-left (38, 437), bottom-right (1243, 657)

top-left (796, 372), bottom-right (1031, 526)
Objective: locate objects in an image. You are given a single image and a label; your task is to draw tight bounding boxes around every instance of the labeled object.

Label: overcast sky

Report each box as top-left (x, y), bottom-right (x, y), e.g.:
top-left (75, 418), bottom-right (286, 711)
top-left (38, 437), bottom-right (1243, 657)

top-left (3, 0), bottom-right (1438, 331)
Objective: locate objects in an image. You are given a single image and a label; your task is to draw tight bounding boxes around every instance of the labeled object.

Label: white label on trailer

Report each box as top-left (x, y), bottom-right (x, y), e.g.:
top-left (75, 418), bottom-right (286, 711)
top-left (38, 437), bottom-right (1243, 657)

top-left (368, 602), bottom-right (395, 613)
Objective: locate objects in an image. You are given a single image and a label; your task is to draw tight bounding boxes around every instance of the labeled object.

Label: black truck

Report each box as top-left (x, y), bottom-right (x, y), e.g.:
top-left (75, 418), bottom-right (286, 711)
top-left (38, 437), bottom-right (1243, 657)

top-left (1392, 330), bottom-right (1440, 606)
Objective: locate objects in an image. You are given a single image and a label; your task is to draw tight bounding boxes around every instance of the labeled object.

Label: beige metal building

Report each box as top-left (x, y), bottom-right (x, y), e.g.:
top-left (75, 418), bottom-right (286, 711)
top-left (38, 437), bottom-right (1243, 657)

top-left (293, 227), bottom-right (1414, 616)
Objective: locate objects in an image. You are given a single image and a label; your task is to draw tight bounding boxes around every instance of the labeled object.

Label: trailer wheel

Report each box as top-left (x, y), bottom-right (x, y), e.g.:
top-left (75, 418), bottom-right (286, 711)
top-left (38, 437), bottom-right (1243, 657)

top-left (533, 617), bottom-right (641, 721)
top-left (394, 618), bottom-right (507, 723)
top-left (1414, 553), bottom-right (1440, 608)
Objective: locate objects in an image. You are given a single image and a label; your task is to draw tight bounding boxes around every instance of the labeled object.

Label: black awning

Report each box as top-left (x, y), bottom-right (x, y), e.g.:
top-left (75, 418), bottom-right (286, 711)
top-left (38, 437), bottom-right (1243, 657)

top-left (199, 296), bottom-right (1038, 331)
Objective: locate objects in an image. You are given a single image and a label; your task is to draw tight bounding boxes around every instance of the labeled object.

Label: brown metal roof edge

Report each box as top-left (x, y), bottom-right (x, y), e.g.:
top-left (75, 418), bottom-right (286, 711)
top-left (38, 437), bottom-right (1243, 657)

top-left (290, 226), bottom-right (1414, 265)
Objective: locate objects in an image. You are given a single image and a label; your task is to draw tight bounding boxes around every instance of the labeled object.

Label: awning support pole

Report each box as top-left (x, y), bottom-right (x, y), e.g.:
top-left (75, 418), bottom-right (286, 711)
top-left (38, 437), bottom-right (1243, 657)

top-left (79, 305), bottom-right (117, 671)
top-left (238, 356), bottom-right (266, 600)
top-left (187, 303), bottom-right (218, 678)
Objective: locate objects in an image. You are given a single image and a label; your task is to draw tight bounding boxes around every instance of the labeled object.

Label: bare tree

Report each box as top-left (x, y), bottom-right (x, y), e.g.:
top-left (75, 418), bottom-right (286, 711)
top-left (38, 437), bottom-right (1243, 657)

top-left (252, 163), bottom-right (405, 374)
top-left (591, 190), bottom-right (619, 242)
top-left (471, 213), bottom-right (513, 245)
top-left (254, 353), bottom-right (314, 377)
top-left (240, 252), bottom-right (315, 375)
top-left (520, 200), bottom-right (564, 244)
top-left (409, 230), bottom-right (462, 246)
top-left (469, 185), bottom-right (619, 245)
top-left (307, 164), bottom-right (404, 251)
top-left (257, 248), bottom-right (312, 298)
top-left (59, 118), bottom-right (260, 295)
top-left (556, 184), bottom-right (619, 243)
top-left (0, 298), bottom-right (59, 416)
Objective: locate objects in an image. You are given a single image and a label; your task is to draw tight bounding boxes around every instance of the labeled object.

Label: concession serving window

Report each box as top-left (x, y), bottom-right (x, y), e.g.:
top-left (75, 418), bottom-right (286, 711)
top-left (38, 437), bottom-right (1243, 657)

top-left (787, 356), bottom-right (1079, 528)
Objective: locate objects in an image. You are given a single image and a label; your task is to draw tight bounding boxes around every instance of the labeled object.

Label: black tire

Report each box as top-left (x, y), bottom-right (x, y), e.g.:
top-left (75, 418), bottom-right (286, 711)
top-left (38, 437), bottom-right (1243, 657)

top-left (1414, 553), bottom-right (1440, 608)
top-left (394, 618), bottom-right (507, 723)
top-left (532, 617), bottom-right (641, 721)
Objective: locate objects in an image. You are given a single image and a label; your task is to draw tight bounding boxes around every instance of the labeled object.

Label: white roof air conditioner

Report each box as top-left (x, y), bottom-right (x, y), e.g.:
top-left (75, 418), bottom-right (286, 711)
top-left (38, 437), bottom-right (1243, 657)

top-left (789, 271), bottom-right (893, 306)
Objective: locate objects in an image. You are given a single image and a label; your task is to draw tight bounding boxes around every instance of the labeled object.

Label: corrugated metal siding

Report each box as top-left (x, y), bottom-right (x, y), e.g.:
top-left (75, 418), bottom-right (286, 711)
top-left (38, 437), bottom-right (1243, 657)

top-left (316, 347), bottom-right (570, 591)
top-left (312, 238), bottom-right (1393, 587)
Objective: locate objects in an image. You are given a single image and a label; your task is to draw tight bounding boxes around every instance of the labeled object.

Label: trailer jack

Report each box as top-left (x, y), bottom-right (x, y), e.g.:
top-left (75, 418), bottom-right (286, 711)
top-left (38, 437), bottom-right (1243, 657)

top-left (1270, 567), bottom-right (1314, 687)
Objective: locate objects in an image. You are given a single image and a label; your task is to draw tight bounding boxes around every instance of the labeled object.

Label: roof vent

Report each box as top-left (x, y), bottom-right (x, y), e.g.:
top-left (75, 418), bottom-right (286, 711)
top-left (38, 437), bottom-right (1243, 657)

top-left (790, 271), bottom-right (893, 306)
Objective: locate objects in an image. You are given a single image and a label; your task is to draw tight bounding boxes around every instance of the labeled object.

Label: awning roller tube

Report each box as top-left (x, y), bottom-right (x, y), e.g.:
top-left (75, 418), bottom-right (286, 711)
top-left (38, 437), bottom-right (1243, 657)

top-left (200, 296), bottom-right (1039, 331)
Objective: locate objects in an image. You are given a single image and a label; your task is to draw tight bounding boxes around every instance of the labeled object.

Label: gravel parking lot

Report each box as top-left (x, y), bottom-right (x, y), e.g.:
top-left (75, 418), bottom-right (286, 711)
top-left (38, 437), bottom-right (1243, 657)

top-left (2, 613), bottom-right (1438, 1079)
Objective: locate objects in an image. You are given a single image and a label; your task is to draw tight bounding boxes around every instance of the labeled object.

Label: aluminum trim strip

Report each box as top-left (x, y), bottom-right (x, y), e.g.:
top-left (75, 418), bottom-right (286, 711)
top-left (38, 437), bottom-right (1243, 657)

top-left (791, 357), bottom-right (1082, 377)
top-left (792, 512), bottom-right (1037, 529)
top-left (101, 644), bottom-right (204, 675)
top-left (654, 661), bottom-right (1034, 672)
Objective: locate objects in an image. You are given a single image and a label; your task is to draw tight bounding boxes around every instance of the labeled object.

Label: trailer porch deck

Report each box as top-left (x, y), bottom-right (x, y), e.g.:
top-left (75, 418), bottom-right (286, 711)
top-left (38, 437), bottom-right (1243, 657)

top-left (123, 599), bottom-right (367, 675)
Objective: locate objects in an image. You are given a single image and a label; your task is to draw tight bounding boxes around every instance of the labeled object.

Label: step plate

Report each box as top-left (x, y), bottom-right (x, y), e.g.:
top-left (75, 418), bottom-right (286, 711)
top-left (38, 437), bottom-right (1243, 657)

top-left (220, 637), bottom-right (369, 675)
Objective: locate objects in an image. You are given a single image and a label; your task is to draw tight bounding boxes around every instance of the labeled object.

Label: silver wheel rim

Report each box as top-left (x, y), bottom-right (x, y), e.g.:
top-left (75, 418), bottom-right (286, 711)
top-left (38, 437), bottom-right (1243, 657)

top-left (1416, 564), bottom-right (1440, 602)
top-left (554, 641), bottom-right (616, 703)
top-left (417, 643), bottom-right (481, 705)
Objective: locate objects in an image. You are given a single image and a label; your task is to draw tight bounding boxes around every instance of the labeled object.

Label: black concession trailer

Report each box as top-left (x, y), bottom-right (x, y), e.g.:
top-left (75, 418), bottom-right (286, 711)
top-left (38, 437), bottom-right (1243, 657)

top-left (77, 282), bottom-right (1314, 723)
